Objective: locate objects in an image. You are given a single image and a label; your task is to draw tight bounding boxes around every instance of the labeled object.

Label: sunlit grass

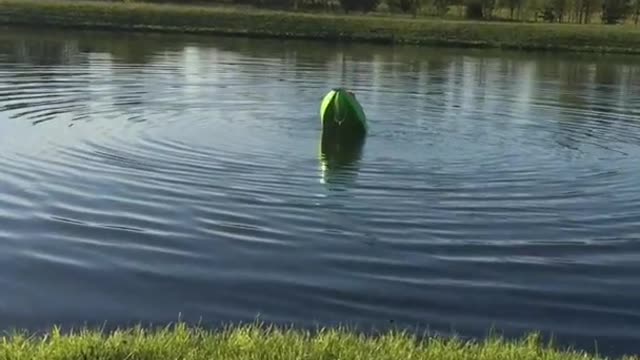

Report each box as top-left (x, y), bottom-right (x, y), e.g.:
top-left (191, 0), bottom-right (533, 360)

top-left (1, 0), bottom-right (640, 54)
top-left (0, 322), bottom-right (636, 360)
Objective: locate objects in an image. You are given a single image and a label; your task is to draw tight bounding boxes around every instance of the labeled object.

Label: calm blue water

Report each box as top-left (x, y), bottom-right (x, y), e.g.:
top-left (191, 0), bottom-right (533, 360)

top-left (1, 27), bottom-right (640, 357)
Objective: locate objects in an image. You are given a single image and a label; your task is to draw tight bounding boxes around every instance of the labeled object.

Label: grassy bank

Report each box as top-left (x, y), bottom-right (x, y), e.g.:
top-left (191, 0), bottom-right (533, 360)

top-left (1, 0), bottom-right (640, 54)
top-left (0, 322), bottom-right (635, 360)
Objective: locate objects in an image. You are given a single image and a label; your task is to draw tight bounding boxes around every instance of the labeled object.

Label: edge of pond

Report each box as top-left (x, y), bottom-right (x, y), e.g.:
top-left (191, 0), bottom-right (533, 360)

top-left (1, 0), bottom-right (640, 55)
top-left (2, 322), bottom-right (638, 360)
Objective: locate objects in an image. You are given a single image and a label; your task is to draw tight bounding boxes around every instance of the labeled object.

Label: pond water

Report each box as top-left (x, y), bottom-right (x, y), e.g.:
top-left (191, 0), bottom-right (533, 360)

top-left (1, 27), bottom-right (640, 357)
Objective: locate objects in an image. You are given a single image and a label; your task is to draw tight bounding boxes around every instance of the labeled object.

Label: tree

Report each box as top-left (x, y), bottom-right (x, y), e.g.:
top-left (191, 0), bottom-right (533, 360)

top-left (233, 0), bottom-right (293, 8)
top-left (482, 0), bottom-right (497, 17)
top-left (579, 0), bottom-right (602, 23)
top-left (432, 0), bottom-right (451, 15)
top-left (499, 0), bottom-right (524, 19)
top-left (551, 0), bottom-right (569, 22)
top-left (465, 0), bottom-right (496, 18)
top-left (387, 0), bottom-right (424, 15)
top-left (601, 0), bottom-right (631, 23)
top-left (465, 0), bottom-right (485, 18)
top-left (340, 0), bottom-right (381, 12)
top-left (535, 0), bottom-right (569, 22)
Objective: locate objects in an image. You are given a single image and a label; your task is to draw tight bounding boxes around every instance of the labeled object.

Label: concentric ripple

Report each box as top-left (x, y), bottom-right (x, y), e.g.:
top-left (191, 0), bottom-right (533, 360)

top-left (1, 29), bottom-right (640, 357)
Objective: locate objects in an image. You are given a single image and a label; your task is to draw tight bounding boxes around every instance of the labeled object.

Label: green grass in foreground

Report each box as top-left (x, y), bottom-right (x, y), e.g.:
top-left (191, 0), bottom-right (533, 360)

top-left (0, 322), bottom-right (636, 360)
top-left (1, 0), bottom-right (640, 54)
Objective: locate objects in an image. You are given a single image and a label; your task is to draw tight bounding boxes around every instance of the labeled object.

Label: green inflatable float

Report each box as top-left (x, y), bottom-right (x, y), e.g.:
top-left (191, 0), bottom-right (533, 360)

top-left (320, 88), bottom-right (368, 140)
top-left (318, 88), bottom-right (367, 186)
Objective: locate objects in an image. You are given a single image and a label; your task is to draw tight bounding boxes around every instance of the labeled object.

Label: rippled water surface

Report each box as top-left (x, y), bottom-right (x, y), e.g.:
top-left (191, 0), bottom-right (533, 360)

top-left (1, 27), bottom-right (640, 356)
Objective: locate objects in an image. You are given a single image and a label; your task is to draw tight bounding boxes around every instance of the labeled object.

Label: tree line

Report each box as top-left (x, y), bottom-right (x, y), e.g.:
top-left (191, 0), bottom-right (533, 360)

top-left (129, 0), bottom-right (639, 24)
top-left (320, 0), bottom-right (640, 24)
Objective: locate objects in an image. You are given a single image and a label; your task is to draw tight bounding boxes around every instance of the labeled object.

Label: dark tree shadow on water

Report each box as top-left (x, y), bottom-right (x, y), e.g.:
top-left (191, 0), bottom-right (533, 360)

top-left (318, 132), bottom-right (366, 190)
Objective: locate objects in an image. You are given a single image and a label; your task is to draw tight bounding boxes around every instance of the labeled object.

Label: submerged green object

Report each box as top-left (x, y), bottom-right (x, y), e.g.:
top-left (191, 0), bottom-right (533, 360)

top-left (320, 88), bottom-right (368, 139)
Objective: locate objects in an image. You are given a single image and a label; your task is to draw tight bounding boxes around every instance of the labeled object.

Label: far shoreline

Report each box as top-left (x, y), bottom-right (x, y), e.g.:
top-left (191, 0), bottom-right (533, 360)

top-left (1, 0), bottom-right (640, 55)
